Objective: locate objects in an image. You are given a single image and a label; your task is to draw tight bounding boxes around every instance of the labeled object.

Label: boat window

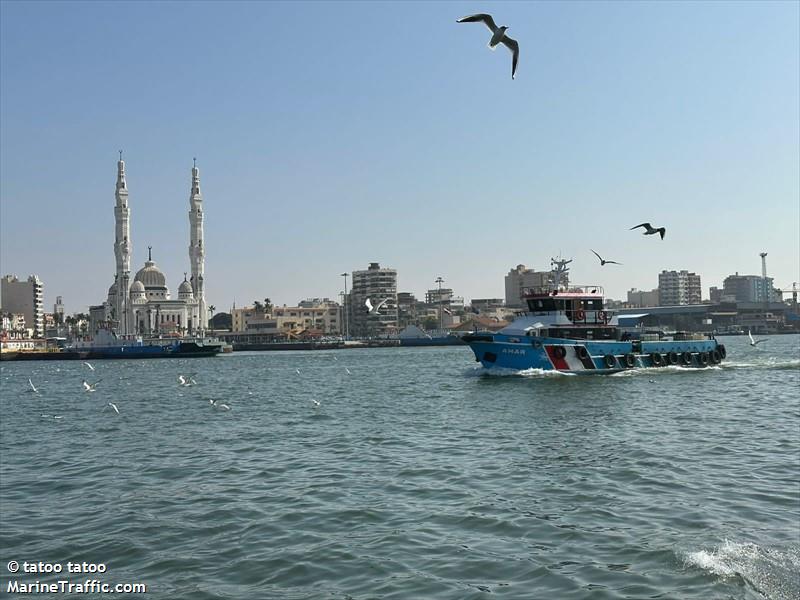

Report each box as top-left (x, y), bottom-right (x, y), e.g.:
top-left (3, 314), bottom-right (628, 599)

top-left (527, 298), bottom-right (556, 311)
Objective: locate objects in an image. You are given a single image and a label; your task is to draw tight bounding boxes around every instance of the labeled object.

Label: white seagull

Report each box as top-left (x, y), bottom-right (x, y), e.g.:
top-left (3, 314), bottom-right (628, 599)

top-left (345, 367), bottom-right (352, 375)
top-left (365, 297), bottom-right (391, 314)
top-left (210, 399), bottom-right (231, 411)
top-left (312, 399), bottom-right (321, 409)
top-left (83, 361), bottom-right (95, 371)
top-left (178, 374), bottom-right (197, 387)
top-left (630, 222), bottom-right (666, 240)
top-left (28, 378), bottom-right (38, 393)
top-left (296, 368), bottom-right (301, 375)
top-left (105, 402), bottom-right (120, 414)
top-left (457, 13), bottom-right (520, 80)
top-left (748, 330), bottom-right (767, 347)
top-left (591, 249), bottom-right (622, 266)
top-left (82, 380), bottom-right (101, 392)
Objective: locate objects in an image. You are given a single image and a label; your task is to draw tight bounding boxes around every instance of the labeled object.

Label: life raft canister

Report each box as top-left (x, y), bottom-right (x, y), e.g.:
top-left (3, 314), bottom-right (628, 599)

top-left (651, 352), bottom-right (664, 366)
top-left (624, 353), bottom-right (636, 368)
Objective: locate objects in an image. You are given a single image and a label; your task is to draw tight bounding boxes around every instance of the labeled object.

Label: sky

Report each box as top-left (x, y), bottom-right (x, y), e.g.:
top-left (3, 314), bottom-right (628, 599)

top-left (1, 0), bottom-right (798, 314)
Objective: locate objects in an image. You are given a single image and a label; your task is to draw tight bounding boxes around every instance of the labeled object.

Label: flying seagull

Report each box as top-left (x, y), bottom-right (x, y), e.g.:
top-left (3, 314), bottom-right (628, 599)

top-left (365, 297), bottom-right (391, 314)
top-left (178, 374), bottom-right (197, 387)
top-left (591, 250), bottom-right (622, 266)
top-left (83, 361), bottom-right (95, 371)
top-left (630, 222), bottom-right (666, 240)
top-left (28, 378), bottom-right (38, 393)
top-left (457, 13), bottom-right (519, 80)
top-left (311, 399), bottom-right (321, 409)
top-left (105, 402), bottom-right (120, 414)
top-left (82, 380), bottom-right (101, 392)
top-left (210, 399), bottom-right (231, 411)
top-left (748, 330), bottom-right (767, 347)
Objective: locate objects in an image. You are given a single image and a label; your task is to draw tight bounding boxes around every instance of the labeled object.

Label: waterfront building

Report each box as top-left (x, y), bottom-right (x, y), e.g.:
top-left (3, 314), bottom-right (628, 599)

top-left (658, 270), bottom-right (702, 306)
top-left (397, 292), bottom-right (419, 329)
top-left (92, 157), bottom-right (208, 337)
top-left (53, 296), bottom-right (64, 324)
top-left (0, 275), bottom-right (44, 337)
top-left (504, 265), bottom-right (562, 308)
top-left (470, 298), bottom-right (505, 314)
top-left (626, 288), bottom-right (660, 308)
top-left (349, 262), bottom-right (398, 336)
top-left (722, 273), bottom-right (780, 303)
top-left (273, 300), bottom-right (341, 334)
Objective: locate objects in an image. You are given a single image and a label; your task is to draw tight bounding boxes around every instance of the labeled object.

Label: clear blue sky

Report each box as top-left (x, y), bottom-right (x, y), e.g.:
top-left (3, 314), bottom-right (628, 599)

top-left (1, 0), bottom-right (798, 314)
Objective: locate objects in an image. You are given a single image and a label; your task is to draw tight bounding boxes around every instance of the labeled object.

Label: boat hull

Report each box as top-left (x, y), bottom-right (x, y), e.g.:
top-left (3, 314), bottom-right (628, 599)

top-left (463, 334), bottom-right (725, 373)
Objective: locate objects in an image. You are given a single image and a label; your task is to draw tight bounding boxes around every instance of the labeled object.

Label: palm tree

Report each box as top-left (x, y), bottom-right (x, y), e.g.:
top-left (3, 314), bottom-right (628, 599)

top-left (264, 298), bottom-right (273, 313)
top-left (253, 300), bottom-right (263, 312)
top-left (208, 305), bottom-right (216, 328)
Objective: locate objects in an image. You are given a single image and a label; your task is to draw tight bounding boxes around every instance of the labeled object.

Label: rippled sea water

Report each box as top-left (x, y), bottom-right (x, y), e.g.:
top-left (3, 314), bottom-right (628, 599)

top-left (1, 334), bottom-right (798, 599)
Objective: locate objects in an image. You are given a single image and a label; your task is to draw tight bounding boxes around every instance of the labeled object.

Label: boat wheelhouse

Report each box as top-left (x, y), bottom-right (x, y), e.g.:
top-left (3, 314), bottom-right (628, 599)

top-left (463, 285), bottom-right (726, 373)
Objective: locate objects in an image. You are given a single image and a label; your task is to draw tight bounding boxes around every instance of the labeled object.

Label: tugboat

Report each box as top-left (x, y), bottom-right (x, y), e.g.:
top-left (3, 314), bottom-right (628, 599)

top-left (462, 285), bottom-right (726, 373)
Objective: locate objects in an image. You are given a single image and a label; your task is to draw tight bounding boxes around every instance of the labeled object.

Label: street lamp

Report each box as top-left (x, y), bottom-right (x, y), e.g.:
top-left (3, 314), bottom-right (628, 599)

top-left (340, 272), bottom-right (349, 340)
top-left (435, 276), bottom-right (444, 332)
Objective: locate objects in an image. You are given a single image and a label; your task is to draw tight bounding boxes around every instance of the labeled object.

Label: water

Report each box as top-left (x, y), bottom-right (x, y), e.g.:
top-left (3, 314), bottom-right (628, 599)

top-left (1, 334), bottom-right (798, 599)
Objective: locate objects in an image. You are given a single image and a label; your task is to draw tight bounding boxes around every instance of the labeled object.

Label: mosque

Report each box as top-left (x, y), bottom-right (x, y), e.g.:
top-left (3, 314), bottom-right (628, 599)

top-left (90, 155), bottom-right (208, 337)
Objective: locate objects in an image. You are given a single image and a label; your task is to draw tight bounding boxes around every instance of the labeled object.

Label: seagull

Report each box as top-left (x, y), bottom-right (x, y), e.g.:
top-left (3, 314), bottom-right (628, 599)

top-left (178, 374), bottom-right (196, 387)
top-left (345, 367), bottom-right (352, 375)
top-left (295, 368), bottom-right (301, 375)
top-left (105, 402), bottom-right (120, 414)
top-left (312, 399), bottom-right (321, 409)
top-left (748, 330), bottom-right (767, 346)
top-left (210, 399), bottom-right (231, 411)
top-left (82, 380), bottom-right (101, 392)
top-left (83, 361), bottom-right (95, 371)
top-left (457, 13), bottom-right (519, 80)
top-left (591, 250), bottom-right (622, 266)
top-left (28, 378), bottom-right (38, 393)
top-left (365, 297), bottom-right (391, 314)
top-left (630, 222), bottom-right (666, 240)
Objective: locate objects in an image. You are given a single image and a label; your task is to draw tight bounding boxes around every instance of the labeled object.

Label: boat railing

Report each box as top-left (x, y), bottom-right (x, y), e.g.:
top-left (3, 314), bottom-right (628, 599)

top-left (523, 285), bottom-right (604, 297)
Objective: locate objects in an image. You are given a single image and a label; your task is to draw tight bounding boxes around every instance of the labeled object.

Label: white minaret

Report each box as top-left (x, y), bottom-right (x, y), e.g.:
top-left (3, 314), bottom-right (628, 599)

top-left (114, 151), bottom-right (132, 335)
top-left (188, 158), bottom-right (206, 335)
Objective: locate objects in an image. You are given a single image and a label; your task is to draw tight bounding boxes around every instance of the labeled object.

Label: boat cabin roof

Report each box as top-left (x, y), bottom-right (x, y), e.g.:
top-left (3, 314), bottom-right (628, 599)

top-left (523, 285), bottom-right (604, 299)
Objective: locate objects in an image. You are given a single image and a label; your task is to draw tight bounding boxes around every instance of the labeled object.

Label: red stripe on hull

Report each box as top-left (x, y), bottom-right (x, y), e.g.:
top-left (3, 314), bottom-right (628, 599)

top-left (544, 345), bottom-right (570, 370)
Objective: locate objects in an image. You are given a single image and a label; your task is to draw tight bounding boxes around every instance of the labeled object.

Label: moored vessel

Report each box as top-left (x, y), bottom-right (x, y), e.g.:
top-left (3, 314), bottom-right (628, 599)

top-left (463, 285), bottom-right (726, 373)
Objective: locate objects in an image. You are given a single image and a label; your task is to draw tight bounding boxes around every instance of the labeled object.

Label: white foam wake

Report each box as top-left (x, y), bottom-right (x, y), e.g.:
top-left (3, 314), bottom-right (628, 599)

top-left (684, 540), bottom-right (800, 599)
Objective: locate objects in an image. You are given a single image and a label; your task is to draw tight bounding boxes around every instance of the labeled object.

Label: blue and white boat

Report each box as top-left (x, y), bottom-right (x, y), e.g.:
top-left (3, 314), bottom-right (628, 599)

top-left (463, 285), bottom-right (726, 373)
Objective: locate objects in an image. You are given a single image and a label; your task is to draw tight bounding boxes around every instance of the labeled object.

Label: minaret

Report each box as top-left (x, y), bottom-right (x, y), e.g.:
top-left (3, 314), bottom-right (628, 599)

top-left (188, 158), bottom-right (206, 335)
top-left (114, 151), bottom-right (132, 335)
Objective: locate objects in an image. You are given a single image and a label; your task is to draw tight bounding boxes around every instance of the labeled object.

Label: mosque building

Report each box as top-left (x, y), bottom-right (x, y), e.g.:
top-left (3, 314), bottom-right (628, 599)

top-left (91, 155), bottom-right (208, 337)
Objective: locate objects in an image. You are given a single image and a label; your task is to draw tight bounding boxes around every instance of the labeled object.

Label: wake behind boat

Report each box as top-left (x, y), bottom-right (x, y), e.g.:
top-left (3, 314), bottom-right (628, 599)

top-left (463, 285), bottom-right (726, 373)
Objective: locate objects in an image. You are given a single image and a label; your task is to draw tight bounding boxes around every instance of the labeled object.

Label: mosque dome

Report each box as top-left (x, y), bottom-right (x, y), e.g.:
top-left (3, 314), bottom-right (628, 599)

top-left (130, 280), bottom-right (145, 293)
top-left (134, 260), bottom-right (167, 289)
top-left (178, 278), bottom-right (193, 295)
top-left (108, 282), bottom-right (117, 296)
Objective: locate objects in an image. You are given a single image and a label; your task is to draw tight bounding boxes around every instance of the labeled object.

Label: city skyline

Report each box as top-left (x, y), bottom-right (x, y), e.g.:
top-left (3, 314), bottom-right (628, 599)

top-left (1, 1), bottom-right (798, 315)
